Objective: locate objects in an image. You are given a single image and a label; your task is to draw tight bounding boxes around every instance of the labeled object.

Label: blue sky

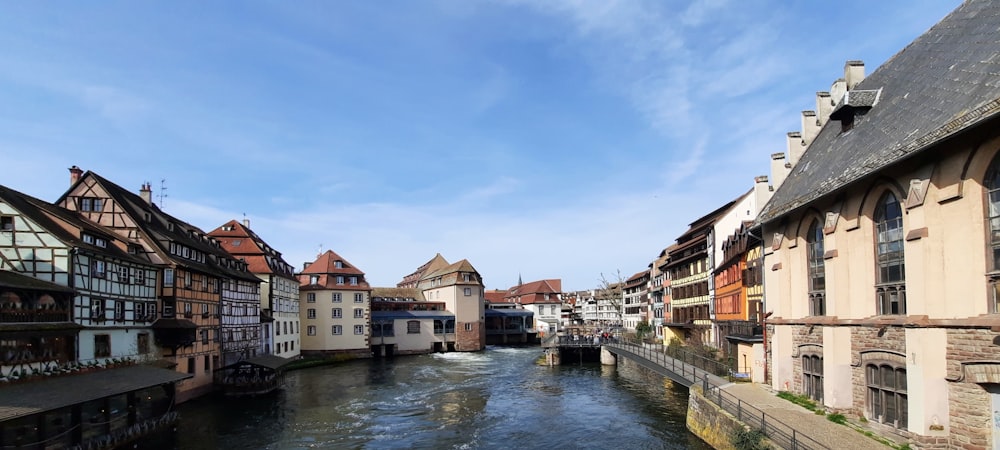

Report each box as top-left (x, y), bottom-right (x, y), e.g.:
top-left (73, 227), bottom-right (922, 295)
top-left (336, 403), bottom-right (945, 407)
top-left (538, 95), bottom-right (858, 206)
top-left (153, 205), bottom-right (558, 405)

top-left (1, 1), bottom-right (958, 291)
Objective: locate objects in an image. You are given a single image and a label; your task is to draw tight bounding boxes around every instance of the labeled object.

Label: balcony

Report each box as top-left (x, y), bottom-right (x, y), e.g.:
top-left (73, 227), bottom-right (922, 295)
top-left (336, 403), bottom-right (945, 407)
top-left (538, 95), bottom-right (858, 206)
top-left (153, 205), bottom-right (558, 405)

top-left (1, 306), bottom-right (71, 323)
top-left (721, 320), bottom-right (763, 341)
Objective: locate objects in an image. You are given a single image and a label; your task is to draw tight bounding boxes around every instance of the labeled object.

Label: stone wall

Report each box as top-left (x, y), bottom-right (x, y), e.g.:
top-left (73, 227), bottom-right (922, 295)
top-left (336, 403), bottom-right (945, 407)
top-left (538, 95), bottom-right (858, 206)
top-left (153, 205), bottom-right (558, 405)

top-left (943, 329), bottom-right (998, 450)
top-left (687, 385), bottom-right (773, 450)
top-left (789, 324), bottom-right (823, 393)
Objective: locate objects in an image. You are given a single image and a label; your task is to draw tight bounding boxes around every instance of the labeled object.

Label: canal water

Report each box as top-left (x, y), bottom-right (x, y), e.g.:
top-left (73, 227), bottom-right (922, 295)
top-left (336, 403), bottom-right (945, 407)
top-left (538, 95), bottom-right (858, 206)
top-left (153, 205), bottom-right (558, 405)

top-left (138, 347), bottom-right (711, 449)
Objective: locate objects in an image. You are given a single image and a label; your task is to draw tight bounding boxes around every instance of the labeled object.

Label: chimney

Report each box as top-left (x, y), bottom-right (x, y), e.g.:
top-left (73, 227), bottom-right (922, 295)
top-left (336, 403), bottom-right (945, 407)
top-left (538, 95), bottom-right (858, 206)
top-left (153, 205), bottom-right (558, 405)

top-left (815, 92), bottom-right (832, 126)
top-left (243, 218), bottom-right (250, 228)
top-left (845, 60), bottom-right (865, 90)
top-left (754, 175), bottom-right (772, 209)
top-left (787, 132), bottom-right (805, 167)
top-left (139, 182), bottom-right (152, 205)
top-left (770, 153), bottom-right (789, 191)
top-left (800, 111), bottom-right (819, 148)
top-left (830, 79), bottom-right (847, 108)
top-left (303, 262), bottom-right (311, 270)
top-left (69, 166), bottom-right (83, 186)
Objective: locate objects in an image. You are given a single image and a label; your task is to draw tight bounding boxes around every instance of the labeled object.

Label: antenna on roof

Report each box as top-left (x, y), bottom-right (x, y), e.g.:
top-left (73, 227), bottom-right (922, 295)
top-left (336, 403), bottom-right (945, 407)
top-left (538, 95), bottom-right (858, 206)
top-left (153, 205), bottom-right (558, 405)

top-left (317, 243), bottom-right (323, 257)
top-left (158, 179), bottom-right (168, 209)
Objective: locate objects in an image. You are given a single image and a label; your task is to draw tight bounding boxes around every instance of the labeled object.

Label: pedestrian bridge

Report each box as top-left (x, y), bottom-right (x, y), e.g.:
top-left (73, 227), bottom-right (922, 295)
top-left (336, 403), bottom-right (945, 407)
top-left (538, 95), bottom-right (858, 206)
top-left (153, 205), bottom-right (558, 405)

top-left (602, 340), bottom-right (730, 388)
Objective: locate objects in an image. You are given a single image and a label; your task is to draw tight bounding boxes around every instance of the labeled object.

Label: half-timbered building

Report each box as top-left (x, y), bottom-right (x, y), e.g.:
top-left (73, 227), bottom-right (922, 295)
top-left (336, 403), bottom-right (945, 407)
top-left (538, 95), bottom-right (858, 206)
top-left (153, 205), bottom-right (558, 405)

top-left (57, 168), bottom-right (261, 402)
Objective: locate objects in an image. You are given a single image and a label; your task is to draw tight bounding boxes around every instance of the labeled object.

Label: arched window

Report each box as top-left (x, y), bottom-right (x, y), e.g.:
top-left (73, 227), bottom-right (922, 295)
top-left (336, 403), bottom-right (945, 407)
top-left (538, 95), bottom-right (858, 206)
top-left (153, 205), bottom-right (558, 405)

top-left (807, 220), bottom-right (826, 316)
top-left (984, 155), bottom-right (1000, 312)
top-left (875, 192), bottom-right (906, 315)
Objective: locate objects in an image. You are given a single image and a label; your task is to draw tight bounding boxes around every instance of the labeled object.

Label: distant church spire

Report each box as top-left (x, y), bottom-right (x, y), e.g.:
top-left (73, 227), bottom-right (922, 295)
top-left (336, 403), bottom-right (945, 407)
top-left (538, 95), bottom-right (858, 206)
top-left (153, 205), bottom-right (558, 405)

top-left (518, 273), bottom-right (523, 286)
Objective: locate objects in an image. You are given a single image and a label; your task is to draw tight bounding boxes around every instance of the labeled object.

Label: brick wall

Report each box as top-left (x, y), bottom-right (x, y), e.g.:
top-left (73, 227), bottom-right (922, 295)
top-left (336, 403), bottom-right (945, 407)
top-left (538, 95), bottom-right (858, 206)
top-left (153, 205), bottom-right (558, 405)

top-left (456, 321), bottom-right (484, 351)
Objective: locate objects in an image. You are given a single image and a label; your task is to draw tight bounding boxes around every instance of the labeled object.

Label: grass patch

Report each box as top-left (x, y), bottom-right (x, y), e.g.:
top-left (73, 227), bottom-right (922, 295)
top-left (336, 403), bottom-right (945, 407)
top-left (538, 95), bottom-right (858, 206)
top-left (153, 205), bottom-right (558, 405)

top-left (827, 413), bottom-right (847, 424)
top-left (776, 391), bottom-right (818, 411)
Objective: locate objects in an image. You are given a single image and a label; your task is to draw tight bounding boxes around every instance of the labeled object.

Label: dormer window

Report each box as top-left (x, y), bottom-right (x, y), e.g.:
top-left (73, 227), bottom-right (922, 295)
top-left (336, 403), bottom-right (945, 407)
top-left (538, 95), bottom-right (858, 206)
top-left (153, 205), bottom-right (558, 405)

top-left (0, 216), bottom-right (12, 231)
top-left (830, 88), bottom-right (881, 133)
top-left (310, 275), bottom-right (319, 285)
top-left (335, 261), bottom-right (344, 269)
top-left (167, 222), bottom-right (175, 232)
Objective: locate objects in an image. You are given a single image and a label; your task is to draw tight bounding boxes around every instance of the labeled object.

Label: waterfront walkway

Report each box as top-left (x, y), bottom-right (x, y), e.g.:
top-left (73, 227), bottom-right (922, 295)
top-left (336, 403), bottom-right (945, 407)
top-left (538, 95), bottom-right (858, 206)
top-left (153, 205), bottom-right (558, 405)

top-left (605, 341), bottom-right (893, 450)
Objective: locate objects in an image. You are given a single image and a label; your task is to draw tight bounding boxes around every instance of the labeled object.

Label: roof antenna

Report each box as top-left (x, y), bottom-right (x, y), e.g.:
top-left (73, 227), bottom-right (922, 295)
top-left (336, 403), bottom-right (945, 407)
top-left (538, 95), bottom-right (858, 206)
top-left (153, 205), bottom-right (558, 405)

top-left (317, 243), bottom-right (323, 257)
top-left (157, 179), bottom-right (168, 209)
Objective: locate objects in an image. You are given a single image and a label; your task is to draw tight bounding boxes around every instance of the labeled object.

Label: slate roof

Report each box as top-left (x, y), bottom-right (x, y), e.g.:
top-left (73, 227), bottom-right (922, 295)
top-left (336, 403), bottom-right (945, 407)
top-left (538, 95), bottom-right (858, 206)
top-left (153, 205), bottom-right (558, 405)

top-left (0, 184), bottom-right (151, 267)
top-left (0, 365), bottom-right (192, 422)
top-left (0, 270), bottom-right (75, 293)
top-left (758, 0), bottom-right (1000, 224)
top-left (61, 172), bottom-right (260, 283)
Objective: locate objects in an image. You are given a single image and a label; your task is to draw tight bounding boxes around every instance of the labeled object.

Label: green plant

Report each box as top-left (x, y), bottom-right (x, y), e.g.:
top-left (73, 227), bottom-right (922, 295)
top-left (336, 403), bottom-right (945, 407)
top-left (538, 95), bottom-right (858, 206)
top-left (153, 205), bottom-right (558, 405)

top-left (827, 413), bottom-right (847, 424)
top-left (897, 444), bottom-right (912, 450)
top-left (859, 415), bottom-right (868, 423)
top-left (776, 391), bottom-right (818, 411)
top-left (730, 427), bottom-right (770, 450)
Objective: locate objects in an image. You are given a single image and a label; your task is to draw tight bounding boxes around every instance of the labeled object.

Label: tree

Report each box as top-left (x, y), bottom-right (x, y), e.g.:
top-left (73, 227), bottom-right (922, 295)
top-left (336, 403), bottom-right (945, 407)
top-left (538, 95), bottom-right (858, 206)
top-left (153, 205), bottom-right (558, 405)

top-left (596, 270), bottom-right (625, 327)
top-left (635, 320), bottom-right (653, 341)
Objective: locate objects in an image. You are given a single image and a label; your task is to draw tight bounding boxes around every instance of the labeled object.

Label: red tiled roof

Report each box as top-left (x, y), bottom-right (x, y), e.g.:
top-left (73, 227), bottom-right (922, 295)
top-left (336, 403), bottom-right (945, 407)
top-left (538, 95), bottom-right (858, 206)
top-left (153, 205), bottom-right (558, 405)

top-left (207, 219), bottom-right (296, 279)
top-left (298, 250), bottom-right (370, 290)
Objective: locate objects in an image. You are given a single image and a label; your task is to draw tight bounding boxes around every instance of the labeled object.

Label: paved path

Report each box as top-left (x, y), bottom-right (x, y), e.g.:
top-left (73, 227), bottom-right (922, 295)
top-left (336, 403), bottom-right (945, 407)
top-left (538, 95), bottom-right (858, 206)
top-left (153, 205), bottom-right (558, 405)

top-left (721, 383), bottom-right (896, 450)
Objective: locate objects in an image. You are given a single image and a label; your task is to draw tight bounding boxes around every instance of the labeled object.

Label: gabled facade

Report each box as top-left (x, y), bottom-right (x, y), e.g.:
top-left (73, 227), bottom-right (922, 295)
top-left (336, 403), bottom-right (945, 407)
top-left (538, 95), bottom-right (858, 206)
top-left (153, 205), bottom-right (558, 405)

top-left (1, 184), bottom-right (160, 369)
top-left (417, 259), bottom-right (485, 351)
top-left (665, 201), bottom-right (735, 346)
top-left (504, 279), bottom-right (562, 335)
top-left (649, 249), bottom-right (669, 340)
top-left (57, 169), bottom-right (262, 402)
top-left (622, 270), bottom-right (649, 330)
top-left (757, 2), bottom-right (1000, 446)
top-left (298, 250), bottom-right (371, 358)
top-left (209, 219), bottom-right (300, 360)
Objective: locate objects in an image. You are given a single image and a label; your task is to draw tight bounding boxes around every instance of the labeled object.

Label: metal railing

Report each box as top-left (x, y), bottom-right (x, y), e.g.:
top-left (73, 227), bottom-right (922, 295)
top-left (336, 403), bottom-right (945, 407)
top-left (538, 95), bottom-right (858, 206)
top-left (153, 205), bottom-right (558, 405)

top-left (607, 339), bottom-right (829, 450)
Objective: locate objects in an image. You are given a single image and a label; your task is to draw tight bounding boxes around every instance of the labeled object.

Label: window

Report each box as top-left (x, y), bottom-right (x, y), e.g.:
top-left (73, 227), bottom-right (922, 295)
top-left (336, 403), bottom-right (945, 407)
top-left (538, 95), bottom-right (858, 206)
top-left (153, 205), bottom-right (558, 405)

top-left (350, 276), bottom-right (357, 285)
top-left (118, 266), bottom-right (129, 283)
top-left (465, 323), bottom-right (473, 332)
top-left (335, 261), bottom-right (343, 269)
top-left (353, 308), bottom-right (364, 318)
top-left (332, 325), bottom-right (342, 335)
top-left (164, 268), bottom-right (174, 287)
top-left (354, 325), bottom-right (364, 335)
top-left (310, 275), bottom-right (319, 285)
top-left (464, 288), bottom-right (472, 296)
top-left (187, 357), bottom-right (195, 374)
top-left (307, 308), bottom-right (316, 319)
top-left (80, 198), bottom-right (93, 211)
top-left (94, 334), bottom-right (111, 358)
top-left (875, 192), bottom-right (906, 315)
top-left (184, 302), bottom-right (193, 317)
top-left (0, 216), bottom-right (13, 231)
top-left (332, 308), bottom-right (342, 318)
top-left (332, 293), bottom-right (342, 302)
top-left (807, 220), bottom-right (826, 316)
top-left (200, 329), bottom-right (209, 344)
top-left (306, 293), bottom-right (316, 303)
top-left (91, 260), bottom-right (106, 279)
top-left (114, 301), bottom-right (124, 321)
top-left (336, 276), bottom-right (344, 285)
top-left (184, 272), bottom-right (192, 288)
top-left (463, 273), bottom-right (473, 282)
top-left (354, 293), bottom-right (363, 303)
top-left (407, 320), bottom-right (420, 334)
top-left (867, 364), bottom-right (907, 429)
top-left (802, 354), bottom-right (823, 402)
top-left (204, 355), bottom-right (210, 372)
top-left (90, 299), bottom-right (104, 320)
top-left (986, 156), bottom-right (1000, 312)
top-left (136, 269), bottom-right (145, 286)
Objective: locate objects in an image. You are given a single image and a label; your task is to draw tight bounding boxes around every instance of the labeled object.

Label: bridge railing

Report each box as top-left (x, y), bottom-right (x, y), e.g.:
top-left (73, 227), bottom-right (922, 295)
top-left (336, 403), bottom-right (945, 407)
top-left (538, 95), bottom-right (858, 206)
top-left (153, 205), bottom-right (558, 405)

top-left (609, 340), bottom-right (829, 450)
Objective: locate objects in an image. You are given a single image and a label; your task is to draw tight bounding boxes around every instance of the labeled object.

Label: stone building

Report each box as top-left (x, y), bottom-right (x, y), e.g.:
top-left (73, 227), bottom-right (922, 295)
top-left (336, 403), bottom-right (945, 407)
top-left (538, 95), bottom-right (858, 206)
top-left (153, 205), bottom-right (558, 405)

top-left (757, 1), bottom-right (1000, 447)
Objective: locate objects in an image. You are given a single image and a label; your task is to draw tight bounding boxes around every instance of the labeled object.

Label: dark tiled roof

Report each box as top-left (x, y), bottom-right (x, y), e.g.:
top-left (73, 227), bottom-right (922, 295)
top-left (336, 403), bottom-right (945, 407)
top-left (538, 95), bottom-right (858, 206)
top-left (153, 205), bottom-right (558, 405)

top-left (220, 354), bottom-right (292, 371)
top-left (0, 270), bottom-right (75, 293)
top-left (758, 0), bottom-right (1000, 224)
top-left (370, 287), bottom-right (423, 300)
top-left (0, 365), bottom-right (192, 421)
top-left (484, 309), bottom-right (533, 318)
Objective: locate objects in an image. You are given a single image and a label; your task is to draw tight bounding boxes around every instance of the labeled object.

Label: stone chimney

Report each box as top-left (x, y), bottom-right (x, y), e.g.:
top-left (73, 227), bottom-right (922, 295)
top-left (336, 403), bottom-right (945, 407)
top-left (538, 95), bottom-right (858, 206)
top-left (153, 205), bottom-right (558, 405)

top-left (787, 132), bottom-right (805, 167)
top-left (139, 182), bottom-right (152, 205)
top-left (801, 111), bottom-right (819, 148)
top-left (815, 92), bottom-right (832, 126)
top-left (830, 79), bottom-right (847, 108)
top-left (770, 153), bottom-right (789, 191)
top-left (845, 60), bottom-right (865, 90)
top-left (69, 166), bottom-right (83, 185)
top-left (754, 175), bottom-right (772, 209)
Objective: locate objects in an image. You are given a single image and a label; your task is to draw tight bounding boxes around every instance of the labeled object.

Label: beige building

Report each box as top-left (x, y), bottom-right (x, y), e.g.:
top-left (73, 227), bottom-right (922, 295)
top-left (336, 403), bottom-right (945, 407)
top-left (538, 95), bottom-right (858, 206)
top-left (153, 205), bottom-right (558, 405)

top-left (757, 2), bottom-right (1000, 448)
top-left (298, 250), bottom-right (371, 358)
top-left (413, 257), bottom-right (486, 351)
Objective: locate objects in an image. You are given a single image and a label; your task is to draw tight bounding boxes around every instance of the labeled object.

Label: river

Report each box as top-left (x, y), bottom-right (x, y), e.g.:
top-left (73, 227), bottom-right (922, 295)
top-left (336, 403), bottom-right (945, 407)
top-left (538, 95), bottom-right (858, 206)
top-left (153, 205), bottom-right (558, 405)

top-left (138, 346), bottom-right (711, 449)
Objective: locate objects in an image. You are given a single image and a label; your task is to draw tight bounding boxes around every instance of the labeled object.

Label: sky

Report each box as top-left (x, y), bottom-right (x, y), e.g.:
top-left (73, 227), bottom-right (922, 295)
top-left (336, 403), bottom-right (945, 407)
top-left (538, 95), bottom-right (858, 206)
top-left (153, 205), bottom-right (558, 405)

top-left (0, 1), bottom-right (960, 292)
